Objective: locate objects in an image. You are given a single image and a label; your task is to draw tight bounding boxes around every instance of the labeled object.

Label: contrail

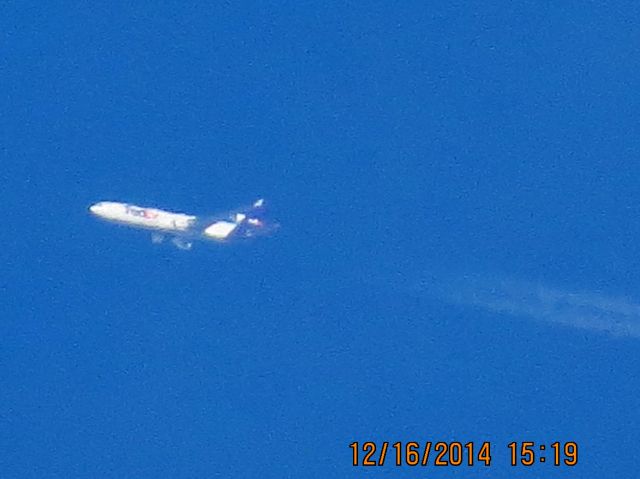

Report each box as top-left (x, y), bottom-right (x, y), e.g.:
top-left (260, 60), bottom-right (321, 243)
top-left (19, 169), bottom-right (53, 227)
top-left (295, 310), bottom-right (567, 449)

top-left (416, 273), bottom-right (640, 339)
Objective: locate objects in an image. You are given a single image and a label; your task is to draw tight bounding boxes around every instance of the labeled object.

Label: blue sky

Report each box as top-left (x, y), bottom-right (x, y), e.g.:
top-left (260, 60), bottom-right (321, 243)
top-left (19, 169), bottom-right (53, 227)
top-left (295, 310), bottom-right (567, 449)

top-left (2, 2), bottom-right (639, 477)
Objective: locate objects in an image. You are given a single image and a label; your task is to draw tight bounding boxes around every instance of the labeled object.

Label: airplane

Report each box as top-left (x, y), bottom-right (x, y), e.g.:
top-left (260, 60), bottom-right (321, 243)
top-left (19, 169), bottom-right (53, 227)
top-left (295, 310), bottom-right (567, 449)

top-left (89, 198), bottom-right (274, 249)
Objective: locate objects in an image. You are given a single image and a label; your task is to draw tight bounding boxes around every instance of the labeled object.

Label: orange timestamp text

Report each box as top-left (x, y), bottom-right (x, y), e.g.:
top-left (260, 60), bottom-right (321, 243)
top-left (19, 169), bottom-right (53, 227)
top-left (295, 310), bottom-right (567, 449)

top-left (349, 441), bottom-right (492, 467)
top-left (350, 441), bottom-right (579, 467)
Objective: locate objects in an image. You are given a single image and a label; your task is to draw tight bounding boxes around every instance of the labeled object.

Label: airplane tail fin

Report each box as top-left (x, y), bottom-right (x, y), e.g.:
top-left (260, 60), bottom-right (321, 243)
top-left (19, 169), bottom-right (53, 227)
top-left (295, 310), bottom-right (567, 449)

top-left (233, 198), bottom-right (266, 223)
top-left (248, 198), bottom-right (266, 219)
top-left (202, 199), bottom-right (276, 241)
top-left (232, 198), bottom-right (278, 238)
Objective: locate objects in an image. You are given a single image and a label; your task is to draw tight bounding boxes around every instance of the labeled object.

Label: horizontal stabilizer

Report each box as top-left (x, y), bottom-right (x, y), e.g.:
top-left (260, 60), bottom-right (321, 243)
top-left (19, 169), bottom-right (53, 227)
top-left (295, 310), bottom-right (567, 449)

top-left (203, 221), bottom-right (238, 239)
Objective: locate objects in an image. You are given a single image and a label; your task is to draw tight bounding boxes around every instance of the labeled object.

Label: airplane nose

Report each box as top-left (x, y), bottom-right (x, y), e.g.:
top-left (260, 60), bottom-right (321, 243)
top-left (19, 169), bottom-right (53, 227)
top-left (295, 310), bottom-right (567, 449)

top-left (89, 204), bottom-right (99, 214)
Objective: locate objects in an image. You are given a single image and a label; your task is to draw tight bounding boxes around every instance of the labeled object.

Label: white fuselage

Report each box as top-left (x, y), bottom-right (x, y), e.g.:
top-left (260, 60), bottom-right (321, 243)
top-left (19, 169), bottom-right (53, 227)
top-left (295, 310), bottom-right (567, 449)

top-left (89, 201), bottom-right (196, 232)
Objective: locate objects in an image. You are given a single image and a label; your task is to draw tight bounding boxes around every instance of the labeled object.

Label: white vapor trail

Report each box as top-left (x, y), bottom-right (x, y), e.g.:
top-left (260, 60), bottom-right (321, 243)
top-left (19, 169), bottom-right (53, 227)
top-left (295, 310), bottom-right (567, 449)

top-left (421, 274), bottom-right (640, 339)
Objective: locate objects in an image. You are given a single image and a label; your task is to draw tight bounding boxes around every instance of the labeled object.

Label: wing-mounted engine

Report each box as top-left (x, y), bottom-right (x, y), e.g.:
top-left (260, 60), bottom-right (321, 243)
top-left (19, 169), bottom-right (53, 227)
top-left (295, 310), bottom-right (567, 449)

top-left (171, 237), bottom-right (193, 250)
